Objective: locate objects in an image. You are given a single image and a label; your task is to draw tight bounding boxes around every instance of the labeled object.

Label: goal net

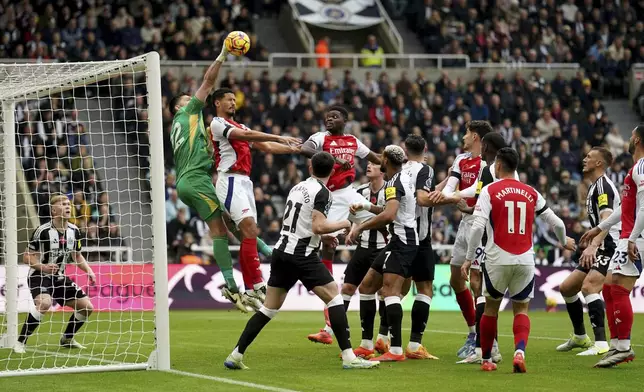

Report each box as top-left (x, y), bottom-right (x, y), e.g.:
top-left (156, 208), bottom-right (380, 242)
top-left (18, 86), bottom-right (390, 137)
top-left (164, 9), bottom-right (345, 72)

top-left (0, 53), bottom-right (169, 376)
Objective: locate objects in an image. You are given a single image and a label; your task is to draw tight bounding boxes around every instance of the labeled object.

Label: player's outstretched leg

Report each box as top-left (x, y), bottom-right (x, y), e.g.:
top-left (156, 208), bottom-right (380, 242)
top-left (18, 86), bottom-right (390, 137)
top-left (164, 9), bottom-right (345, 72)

top-left (60, 298), bottom-right (93, 349)
top-left (208, 215), bottom-right (247, 312)
top-left (406, 281), bottom-right (438, 360)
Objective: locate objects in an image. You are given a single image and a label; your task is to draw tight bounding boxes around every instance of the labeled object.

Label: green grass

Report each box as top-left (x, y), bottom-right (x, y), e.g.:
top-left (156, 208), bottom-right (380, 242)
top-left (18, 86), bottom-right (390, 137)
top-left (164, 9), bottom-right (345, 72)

top-left (0, 310), bottom-right (642, 391)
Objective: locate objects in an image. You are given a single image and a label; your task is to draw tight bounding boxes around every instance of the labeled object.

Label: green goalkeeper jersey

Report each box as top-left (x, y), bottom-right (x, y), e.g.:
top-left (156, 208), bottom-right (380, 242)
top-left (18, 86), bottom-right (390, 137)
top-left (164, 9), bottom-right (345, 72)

top-left (170, 96), bottom-right (212, 181)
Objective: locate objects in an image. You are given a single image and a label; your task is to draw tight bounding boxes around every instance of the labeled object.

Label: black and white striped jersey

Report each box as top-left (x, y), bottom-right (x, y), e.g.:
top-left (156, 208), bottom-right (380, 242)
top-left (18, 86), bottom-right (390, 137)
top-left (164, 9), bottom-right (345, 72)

top-left (404, 160), bottom-right (435, 242)
top-left (27, 221), bottom-right (82, 277)
top-left (586, 174), bottom-right (620, 251)
top-left (274, 177), bottom-right (332, 257)
top-left (356, 183), bottom-right (387, 249)
top-left (384, 170), bottom-right (419, 246)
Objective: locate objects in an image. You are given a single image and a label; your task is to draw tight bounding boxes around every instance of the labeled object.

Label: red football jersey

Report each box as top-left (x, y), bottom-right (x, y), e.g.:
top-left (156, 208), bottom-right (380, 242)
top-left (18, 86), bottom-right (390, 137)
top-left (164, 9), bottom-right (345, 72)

top-left (451, 153), bottom-right (482, 207)
top-left (475, 179), bottom-right (546, 258)
top-left (620, 167), bottom-right (636, 239)
top-left (306, 132), bottom-right (370, 191)
top-left (210, 117), bottom-right (252, 176)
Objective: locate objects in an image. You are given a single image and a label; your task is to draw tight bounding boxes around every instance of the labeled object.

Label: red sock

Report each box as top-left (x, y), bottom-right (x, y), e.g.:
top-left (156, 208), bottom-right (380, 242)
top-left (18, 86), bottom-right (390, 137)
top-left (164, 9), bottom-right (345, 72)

top-left (603, 284), bottom-right (617, 339)
top-left (322, 259), bottom-right (333, 274)
top-left (240, 238), bottom-right (262, 289)
top-left (455, 289), bottom-right (476, 327)
top-left (611, 284), bottom-right (634, 340)
top-left (480, 314), bottom-right (497, 360)
top-left (513, 313), bottom-right (530, 352)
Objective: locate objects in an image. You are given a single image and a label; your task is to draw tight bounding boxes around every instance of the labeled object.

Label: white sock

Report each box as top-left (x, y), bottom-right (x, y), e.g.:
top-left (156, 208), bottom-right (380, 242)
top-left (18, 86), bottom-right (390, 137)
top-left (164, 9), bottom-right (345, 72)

top-left (360, 339), bottom-right (374, 350)
top-left (253, 282), bottom-right (265, 291)
top-left (616, 339), bottom-right (631, 351)
top-left (323, 325), bottom-right (334, 335)
top-left (389, 346), bottom-right (403, 355)
top-left (231, 347), bottom-right (243, 361)
top-left (407, 342), bottom-right (421, 351)
top-left (475, 347), bottom-right (482, 356)
top-left (377, 333), bottom-right (389, 343)
top-left (595, 341), bottom-right (609, 348)
top-left (574, 334), bottom-right (588, 340)
top-left (341, 348), bottom-right (356, 362)
top-left (468, 326), bottom-right (476, 333)
top-left (514, 349), bottom-right (525, 358)
top-left (610, 338), bottom-right (618, 349)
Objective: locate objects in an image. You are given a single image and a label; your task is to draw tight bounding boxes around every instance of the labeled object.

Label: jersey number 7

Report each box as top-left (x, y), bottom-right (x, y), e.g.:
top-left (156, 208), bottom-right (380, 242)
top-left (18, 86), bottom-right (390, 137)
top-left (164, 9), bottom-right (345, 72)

top-left (283, 200), bottom-right (303, 233)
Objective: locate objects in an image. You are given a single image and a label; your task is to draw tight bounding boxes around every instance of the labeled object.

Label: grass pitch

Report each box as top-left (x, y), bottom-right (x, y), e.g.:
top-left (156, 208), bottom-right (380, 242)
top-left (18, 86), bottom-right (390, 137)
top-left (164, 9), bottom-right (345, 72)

top-left (0, 310), bottom-right (642, 391)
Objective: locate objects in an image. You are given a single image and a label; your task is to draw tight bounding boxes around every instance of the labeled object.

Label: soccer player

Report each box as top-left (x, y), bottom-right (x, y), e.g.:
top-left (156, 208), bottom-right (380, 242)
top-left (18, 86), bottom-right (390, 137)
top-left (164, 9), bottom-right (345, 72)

top-left (301, 106), bottom-right (382, 344)
top-left (209, 88), bottom-right (301, 310)
top-left (456, 131), bottom-right (511, 364)
top-left (347, 145), bottom-right (420, 362)
top-left (582, 125), bottom-right (644, 367)
top-left (341, 161), bottom-right (388, 357)
top-left (223, 152), bottom-right (379, 370)
top-left (14, 194), bottom-right (96, 354)
top-left (441, 120), bottom-right (491, 358)
top-left (462, 148), bottom-right (575, 372)
top-left (556, 147), bottom-right (619, 356)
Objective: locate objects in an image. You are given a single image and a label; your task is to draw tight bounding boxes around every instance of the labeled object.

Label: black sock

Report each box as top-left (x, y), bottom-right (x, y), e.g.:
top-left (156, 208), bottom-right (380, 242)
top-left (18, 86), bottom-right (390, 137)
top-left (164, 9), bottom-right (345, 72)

top-left (236, 312), bottom-right (271, 354)
top-left (360, 297), bottom-right (377, 341)
top-left (385, 299), bottom-right (403, 349)
top-left (63, 314), bottom-right (86, 339)
top-left (475, 301), bottom-right (485, 348)
top-left (587, 297), bottom-right (606, 342)
top-left (378, 299), bottom-right (388, 336)
top-left (344, 300), bottom-right (351, 312)
top-left (565, 297), bottom-right (586, 336)
top-left (410, 297), bottom-right (431, 344)
top-left (328, 304), bottom-right (351, 351)
top-left (18, 313), bottom-right (41, 344)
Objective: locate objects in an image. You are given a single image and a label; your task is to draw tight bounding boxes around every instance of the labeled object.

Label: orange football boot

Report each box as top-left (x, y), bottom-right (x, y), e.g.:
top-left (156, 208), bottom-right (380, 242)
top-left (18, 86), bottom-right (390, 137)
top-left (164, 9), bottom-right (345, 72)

top-left (512, 352), bottom-right (527, 373)
top-left (307, 329), bottom-right (333, 345)
top-left (481, 361), bottom-right (497, 371)
top-left (405, 345), bottom-right (439, 360)
top-left (375, 337), bottom-right (390, 354)
top-left (370, 351), bottom-right (405, 362)
top-left (354, 347), bottom-right (375, 358)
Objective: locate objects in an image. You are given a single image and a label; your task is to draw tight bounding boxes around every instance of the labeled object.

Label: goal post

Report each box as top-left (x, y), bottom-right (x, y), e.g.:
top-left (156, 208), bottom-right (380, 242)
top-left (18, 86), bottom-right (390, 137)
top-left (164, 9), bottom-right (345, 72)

top-left (0, 52), bottom-right (169, 376)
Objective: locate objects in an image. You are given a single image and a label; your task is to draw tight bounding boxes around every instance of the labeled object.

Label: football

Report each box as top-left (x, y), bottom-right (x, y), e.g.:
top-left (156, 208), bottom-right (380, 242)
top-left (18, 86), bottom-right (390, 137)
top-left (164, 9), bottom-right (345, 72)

top-left (224, 31), bottom-right (251, 56)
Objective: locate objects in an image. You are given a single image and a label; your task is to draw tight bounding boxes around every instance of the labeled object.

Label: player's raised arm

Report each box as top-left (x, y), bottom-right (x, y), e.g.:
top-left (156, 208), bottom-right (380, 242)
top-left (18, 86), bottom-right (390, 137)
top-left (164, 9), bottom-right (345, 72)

top-left (210, 117), bottom-right (300, 145)
top-left (252, 141), bottom-right (301, 154)
top-left (194, 47), bottom-right (229, 103)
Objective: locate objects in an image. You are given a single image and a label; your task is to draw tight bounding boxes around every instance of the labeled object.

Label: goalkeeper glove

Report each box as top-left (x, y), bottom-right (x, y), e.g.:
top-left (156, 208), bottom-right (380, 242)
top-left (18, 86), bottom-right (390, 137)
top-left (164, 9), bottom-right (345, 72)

top-left (216, 46), bottom-right (229, 63)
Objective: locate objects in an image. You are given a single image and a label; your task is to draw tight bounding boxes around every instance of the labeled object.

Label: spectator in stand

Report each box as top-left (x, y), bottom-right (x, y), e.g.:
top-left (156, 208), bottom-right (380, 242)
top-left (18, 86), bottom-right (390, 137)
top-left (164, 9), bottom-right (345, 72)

top-left (360, 35), bottom-right (384, 68)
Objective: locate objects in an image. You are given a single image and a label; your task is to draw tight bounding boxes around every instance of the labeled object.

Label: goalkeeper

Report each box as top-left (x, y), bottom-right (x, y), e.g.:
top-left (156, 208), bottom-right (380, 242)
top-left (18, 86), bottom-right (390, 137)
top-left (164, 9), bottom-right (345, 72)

top-left (169, 46), bottom-right (273, 312)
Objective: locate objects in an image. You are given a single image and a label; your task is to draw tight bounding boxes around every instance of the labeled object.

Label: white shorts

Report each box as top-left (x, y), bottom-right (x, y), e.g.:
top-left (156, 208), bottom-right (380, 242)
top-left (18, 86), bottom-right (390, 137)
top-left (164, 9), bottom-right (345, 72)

top-left (450, 218), bottom-right (473, 267)
top-left (482, 263), bottom-right (535, 303)
top-left (327, 187), bottom-right (373, 235)
top-left (470, 244), bottom-right (484, 271)
top-left (216, 173), bottom-right (257, 226)
top-left (608, 238), bottom-right (644, 277)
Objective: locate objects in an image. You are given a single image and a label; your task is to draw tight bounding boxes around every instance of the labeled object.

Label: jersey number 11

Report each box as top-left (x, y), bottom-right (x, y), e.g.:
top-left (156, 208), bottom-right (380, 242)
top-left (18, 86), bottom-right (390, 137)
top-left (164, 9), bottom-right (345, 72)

top-left (504, 201), bottom-right (527, 234)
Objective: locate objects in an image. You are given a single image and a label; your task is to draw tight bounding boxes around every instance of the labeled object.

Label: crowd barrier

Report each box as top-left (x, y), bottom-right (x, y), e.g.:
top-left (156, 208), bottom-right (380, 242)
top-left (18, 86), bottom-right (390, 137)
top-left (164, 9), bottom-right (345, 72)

top-left (3, 264), bottom-right (644, 312)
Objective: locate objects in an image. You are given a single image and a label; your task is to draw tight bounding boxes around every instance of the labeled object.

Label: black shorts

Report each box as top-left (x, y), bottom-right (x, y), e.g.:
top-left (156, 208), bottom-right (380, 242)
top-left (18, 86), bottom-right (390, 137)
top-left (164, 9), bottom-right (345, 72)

top-left (371, 236), bottom-right (418, 278)
top-left (411, 238), bottom-right (436, 282)
top-left (267, 249), bottom-right (334, 291)
top-left (28, 273), bottom-right (87, 306)
top-left (575, 248), bottom-right (612, 276)
top-left (344, 245), bottom-right (382, 287)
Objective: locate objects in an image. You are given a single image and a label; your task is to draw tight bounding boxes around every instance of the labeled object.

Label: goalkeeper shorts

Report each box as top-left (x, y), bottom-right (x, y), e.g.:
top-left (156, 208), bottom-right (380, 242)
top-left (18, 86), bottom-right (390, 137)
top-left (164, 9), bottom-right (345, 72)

top-left (176, 172), bottom-right (222, 221)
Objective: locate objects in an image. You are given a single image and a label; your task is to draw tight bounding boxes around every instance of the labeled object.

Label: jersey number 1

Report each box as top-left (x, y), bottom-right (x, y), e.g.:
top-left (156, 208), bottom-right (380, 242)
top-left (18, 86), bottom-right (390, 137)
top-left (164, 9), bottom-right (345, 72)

top-left (283, 200), bottom-right (303, 233)
top-left (504, 201), bottom-right (527, 234)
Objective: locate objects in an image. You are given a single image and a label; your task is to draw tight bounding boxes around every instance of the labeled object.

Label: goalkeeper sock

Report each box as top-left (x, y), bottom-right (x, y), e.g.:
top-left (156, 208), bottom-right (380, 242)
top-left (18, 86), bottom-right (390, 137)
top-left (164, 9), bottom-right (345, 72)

top-left (236, 306), bottom-right (277, 354)
top-left (212, 236), bottom-right (238, 292)
top-left (63, 311), bottom-right (87, 339)
top-left (18, 308), bottom-right (43, 344)
top-left (359, 294), bottom-right (376, 341)
top-left (257, 238), bottom-right (273, 257)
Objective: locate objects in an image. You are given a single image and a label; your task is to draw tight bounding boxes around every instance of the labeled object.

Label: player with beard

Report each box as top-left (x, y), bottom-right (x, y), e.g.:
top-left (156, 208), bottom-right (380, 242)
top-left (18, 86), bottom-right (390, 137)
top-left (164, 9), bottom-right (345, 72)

top-left (582, 125), bottom-right (644, 367)
top-left (556, 147), bottom-right (619, 356)
top-left (302, 106), bottom-right (382, 345)
top-left (209, 88), bottom-right (301, 310)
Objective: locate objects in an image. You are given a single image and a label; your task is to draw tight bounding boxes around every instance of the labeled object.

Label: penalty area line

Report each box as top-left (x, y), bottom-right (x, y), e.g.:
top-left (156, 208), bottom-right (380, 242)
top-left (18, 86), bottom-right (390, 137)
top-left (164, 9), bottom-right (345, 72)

top-left (165, 369), bottom-right (302, 392)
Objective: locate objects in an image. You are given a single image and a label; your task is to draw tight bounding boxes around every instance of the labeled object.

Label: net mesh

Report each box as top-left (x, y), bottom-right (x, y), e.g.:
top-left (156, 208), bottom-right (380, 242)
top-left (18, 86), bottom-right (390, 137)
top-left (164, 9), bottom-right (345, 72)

top-left (0, 57), bottom-right (157, 374)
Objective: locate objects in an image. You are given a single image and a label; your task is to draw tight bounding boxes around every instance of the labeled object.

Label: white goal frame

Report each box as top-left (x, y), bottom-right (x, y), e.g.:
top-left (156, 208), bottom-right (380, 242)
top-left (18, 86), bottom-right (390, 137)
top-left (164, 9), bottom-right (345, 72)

top-left (0, 52), bottom-right (170, 376)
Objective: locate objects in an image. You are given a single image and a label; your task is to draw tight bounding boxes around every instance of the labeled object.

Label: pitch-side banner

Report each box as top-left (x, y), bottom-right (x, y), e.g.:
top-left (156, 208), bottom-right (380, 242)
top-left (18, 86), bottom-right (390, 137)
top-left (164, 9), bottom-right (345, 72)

top-left (3, 265), bottom-right (644, 312)
top-left (289, 0), bottom-right (384, 31)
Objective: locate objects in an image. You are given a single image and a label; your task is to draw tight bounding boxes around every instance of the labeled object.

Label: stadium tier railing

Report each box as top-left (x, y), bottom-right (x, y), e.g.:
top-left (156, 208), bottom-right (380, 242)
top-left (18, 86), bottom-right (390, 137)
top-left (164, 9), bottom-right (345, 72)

top-left (376, 0), bottom-right (404, 53)
top-left (82, 246), bottom-right (134, 263)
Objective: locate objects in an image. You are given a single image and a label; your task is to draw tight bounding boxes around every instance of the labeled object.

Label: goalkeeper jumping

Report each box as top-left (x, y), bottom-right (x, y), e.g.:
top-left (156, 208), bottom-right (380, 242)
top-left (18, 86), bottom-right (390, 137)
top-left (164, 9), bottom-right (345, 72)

top-left (169, 46), bottom-right (274, 312)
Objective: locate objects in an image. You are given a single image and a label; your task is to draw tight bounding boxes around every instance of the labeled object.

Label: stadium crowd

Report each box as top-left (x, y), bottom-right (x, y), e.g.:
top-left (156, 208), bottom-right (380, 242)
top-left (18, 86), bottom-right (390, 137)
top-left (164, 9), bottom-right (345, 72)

top-left (160, 66), bottom-right (629, 266)
top-left (404, 0), bottom-right (644, 98)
